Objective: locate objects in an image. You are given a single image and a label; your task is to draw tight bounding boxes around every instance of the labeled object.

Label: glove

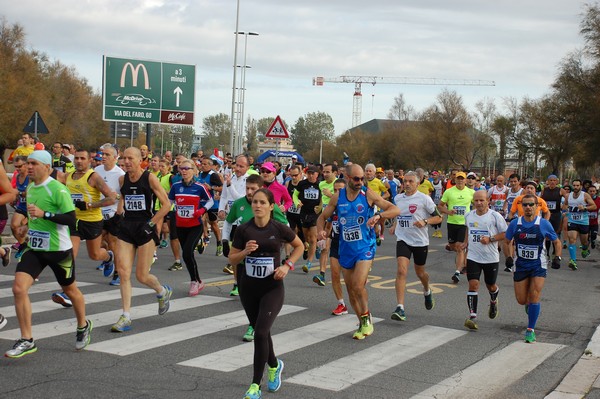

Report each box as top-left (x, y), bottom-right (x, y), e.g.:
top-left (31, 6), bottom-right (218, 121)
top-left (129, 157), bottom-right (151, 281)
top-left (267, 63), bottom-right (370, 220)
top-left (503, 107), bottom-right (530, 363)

top-left (551, 257), bottom-right (561, 270)
top-left (142, 221), bottom-right (156, 237)
top-left (74, 200), bottom-right (87, 211)
top-left (193, 208), bottom-right (206, 219)
top-left (222, 240), bottom-right (230, 257)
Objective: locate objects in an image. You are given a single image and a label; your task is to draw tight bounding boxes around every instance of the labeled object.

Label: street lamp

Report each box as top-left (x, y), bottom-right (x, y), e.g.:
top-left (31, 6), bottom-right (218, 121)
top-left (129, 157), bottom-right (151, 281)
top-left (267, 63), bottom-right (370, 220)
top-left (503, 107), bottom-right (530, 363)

top-left (236, 31), bottom-right (258, 155)
top-left (229, 0), bottom-right (241, 156)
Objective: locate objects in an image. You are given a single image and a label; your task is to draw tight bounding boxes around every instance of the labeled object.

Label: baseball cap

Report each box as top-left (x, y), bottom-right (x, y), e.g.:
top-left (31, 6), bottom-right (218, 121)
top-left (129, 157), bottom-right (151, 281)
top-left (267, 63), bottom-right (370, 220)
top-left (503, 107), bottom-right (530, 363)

top-left (261, 162), bottom-right (276, 173)
top-left (291, 154), bottom-right (298, 159)
top-left (34, 142), bottom-right (45, 151)
top-left (306, 165), bottom-right (319, 173)
top-left (547, 174), bottom-right (558, 180)
top-left (467, 172), bottom-right (477, 179)
top-left (456, 171), bottom-right (467, 179)
top-left (93, 154), bottom-right (103, 161)
top-left (432, 171), bottom-right (439, 176)
top-left (28, 150), bottom-right (52, 165)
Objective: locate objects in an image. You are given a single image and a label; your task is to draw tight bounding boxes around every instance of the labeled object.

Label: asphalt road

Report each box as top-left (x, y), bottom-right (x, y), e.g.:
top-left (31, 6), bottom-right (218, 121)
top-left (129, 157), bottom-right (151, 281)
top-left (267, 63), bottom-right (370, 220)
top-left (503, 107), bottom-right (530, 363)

top-left (0, 228), bottom-right (599, 399)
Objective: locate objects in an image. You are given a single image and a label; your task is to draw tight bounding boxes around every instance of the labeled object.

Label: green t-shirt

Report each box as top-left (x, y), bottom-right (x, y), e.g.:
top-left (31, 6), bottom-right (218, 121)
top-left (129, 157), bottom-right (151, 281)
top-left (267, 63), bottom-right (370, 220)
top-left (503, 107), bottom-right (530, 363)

top-left (319, 180), bottom-right (335, 206)
top-left (27, 177), bottom-right (75, 252)
top-left (226, 196), bottom-right (288, 226)
top-left (440, 185), bottom-right (475, 225)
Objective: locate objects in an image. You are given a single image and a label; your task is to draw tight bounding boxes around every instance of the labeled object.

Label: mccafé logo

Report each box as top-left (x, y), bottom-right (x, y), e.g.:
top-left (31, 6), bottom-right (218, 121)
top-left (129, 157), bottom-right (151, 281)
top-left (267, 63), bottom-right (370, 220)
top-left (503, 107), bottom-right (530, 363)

top-left (167, 113), bottom-right (186, 122)
top-left (120, 62), bottom-right (150, 89)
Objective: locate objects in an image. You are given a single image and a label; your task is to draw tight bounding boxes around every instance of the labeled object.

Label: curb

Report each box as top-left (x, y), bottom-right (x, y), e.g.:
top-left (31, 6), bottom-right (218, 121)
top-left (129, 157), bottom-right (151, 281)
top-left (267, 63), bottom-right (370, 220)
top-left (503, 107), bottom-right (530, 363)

top-left (545, 323), bottom-right (600, 398)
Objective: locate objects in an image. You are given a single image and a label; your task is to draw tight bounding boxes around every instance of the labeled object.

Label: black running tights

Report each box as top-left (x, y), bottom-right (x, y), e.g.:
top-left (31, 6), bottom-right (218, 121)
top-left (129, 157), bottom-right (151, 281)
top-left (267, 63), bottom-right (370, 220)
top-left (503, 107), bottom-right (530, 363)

top-left (176, 224), bottom-right (204, 281)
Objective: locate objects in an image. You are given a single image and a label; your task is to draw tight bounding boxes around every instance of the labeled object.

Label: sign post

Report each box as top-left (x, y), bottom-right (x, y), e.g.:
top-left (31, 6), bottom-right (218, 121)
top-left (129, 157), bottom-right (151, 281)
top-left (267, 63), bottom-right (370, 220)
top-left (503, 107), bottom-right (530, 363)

top-left (264, 115), bottom-right (289, 162)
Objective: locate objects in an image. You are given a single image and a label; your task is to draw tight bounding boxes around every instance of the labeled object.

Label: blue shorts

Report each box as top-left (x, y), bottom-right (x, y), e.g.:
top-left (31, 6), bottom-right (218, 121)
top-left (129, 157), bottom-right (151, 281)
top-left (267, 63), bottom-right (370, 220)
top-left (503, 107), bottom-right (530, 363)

top-left (513, 266), bottom-right (547, 282)
top-left (339, 244), bottom-right (375, 269)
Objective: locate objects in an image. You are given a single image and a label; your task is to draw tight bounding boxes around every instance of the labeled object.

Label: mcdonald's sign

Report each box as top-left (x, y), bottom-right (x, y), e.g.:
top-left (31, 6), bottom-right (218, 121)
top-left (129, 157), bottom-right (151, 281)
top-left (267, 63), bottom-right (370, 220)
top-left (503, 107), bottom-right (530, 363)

top-left (103, 56), bottom-right (195, 125)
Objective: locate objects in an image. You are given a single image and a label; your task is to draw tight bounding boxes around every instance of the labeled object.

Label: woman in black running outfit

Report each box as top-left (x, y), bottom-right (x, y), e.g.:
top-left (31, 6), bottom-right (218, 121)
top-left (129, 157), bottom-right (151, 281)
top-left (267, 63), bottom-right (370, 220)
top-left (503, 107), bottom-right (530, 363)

top-left (229, 188), bottom-right (303, 399)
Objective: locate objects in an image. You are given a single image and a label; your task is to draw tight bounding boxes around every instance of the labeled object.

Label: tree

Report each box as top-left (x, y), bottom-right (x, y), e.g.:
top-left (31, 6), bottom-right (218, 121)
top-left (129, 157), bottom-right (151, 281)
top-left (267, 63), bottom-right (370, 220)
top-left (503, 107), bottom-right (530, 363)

top-left (387, 93), bottom-right (416, 121)
top-left (245, 116), bottom-right (258, 156)
top-left (201, 113), bottom-right (230, 153)
top-left (290, 112), bottom-right (335, 156)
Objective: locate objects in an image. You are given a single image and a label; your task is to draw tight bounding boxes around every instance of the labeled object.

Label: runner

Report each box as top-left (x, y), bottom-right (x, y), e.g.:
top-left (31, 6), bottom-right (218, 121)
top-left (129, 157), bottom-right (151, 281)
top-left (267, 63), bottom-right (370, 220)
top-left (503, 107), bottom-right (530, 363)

top-left (9, 156), bottom-right (29, 259)
top-left (111, 147), bottom-right (173, 332)
top-left (540, 174), bottom-right (567, 266)
top-left (284, 165), bottom-right (305, 262)
top-left (0, 158), bottom-right (16, 330)
top-left (504, 194), bottom-right (561, 343)
top-left (313, 163), bottom-right (337, 286)
top-left (317, 164), bottom-right (400, 339)
top-left (197, 156), bottom-right (224, 257)
top-left (588, 185), bottom-right (600, 249)
top-left (364, 164), bottom-right (390, 245)
top-left (430, 171), bottom-right (444, 238)
top-left (293, 165), bottom-right (322, 272)
top-left (563, 179), bottom-right (597, 270)
top-left (388, 171), bottom-right (441, 321)
top-left (502, 173), bottom-right (523, 271)
top-left (229, 188), bottom-right (303, 399)
top-left (462, 191), bottom-right (507, 330)
top-left (5, 151), bottom-right (92, 357)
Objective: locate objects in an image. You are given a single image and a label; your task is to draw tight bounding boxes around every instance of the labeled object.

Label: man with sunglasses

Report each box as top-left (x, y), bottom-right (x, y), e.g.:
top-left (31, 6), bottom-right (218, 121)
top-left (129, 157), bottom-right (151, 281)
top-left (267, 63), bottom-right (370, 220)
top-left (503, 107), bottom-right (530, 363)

top-left (318, 164), bottom-right (400, 339)
top-left (505, 194), bottom-right (561, 343)
top-left (285, 166), bottom-right (305, 262)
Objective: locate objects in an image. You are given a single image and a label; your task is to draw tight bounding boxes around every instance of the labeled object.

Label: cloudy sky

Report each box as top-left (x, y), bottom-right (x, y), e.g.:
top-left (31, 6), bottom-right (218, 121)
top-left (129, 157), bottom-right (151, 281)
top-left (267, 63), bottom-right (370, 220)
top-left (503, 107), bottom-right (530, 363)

top-left (2, 0), bottom-right (588, 135)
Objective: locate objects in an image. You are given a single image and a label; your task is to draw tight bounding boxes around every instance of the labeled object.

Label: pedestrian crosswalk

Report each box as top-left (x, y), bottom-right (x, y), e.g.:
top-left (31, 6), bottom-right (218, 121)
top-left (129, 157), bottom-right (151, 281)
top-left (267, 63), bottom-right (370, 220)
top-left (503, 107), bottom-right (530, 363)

top-left (0, 276), bottom-right (571, 398)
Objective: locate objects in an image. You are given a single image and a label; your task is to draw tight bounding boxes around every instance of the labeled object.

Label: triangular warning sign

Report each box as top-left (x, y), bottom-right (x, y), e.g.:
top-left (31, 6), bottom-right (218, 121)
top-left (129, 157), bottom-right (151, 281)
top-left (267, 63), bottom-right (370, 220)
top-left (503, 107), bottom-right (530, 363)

top-left (23, 111), bottom-right (49, 134)
top-left (264, 115), bottom-right (289, 139)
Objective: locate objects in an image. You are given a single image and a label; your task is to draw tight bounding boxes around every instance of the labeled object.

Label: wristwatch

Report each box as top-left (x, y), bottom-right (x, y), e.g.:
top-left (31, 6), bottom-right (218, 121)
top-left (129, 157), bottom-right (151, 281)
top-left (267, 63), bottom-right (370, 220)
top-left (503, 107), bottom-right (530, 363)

top-left (148, 221), bottom-right (156, 227)
top-left (44, 211), bottom-right (52, 219)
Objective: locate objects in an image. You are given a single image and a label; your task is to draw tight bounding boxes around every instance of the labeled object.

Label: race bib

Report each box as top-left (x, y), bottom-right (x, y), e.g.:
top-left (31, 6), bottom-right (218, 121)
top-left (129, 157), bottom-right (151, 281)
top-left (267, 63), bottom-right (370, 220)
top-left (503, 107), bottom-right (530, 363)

top-left (71, 194), bottom-right (84, 202)
top-left (454, 206), bottom-right (466, 216)
top-left (245, 257), bottom-right (275, 278)
top-left (29, 230), bottom-right (50, 250)
top-left (470, 229), bottom-right (489, 243)
top-left (547, 201), bottom-right (557, 211)
top-left (493, 200), bottom-right (504, 211)
top-left (343, 226), bottom-right (362, 242)
top-left (332, 221), bottom-right (339, 235)
top-left (288, 204), bottom-right (300, 214)
top-left (304, 187), bottom-right (319, 200)
top-left (125, 195), bottom-right (146, 211)
top-left (176, 205), bottom-right (194, 218)
top-left (102, 208), bottom-right (114, 220)
top-left (590, 211), bottom-right (598, 219)
top-left (570, 212), bottom-right (583, 221)
top-left (396, 215), bottom-right (412, 228)
top-left (517, 244), bottom-right (539, 260)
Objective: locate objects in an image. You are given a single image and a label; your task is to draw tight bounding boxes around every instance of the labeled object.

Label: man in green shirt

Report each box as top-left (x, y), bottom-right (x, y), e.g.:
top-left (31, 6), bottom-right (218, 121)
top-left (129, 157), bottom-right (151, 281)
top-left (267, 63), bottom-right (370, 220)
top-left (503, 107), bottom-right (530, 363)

top-left (314, 163), bottom-right (337, 286)
top-left (438, 171), bottom-right (475, 284)
top-left (5, 150), bottom-right (92, 358)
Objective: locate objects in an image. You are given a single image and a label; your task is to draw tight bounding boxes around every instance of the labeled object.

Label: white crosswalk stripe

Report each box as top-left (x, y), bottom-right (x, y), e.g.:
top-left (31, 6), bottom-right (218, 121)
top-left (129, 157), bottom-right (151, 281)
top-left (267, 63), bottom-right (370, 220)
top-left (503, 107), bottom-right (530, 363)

top-left (0, 281), bottom-right (94, 299)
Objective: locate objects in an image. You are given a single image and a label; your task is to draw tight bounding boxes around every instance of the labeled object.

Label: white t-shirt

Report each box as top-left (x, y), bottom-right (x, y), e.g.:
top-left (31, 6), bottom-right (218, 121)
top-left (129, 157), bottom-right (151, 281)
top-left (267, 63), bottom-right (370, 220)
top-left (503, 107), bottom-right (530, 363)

top-left (393, 191), bottom-right (437, 247)
top-left (94, 164), bottom-right (125, 219)
top-left (465, 209), bottom-right (508, 263)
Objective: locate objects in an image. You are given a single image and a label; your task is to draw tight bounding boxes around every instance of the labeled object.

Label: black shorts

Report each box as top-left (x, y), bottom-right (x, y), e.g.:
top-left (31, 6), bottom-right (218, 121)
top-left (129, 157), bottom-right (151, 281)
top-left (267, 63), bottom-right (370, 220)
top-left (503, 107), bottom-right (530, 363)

top-left (300, 213), bottom-right (318, 228)
top-left (567, 223), bottom-right (590, 234)
top-left (17, 249), bottom-right (76, 286)
top-left (102, 214), bottom-right (121, 237)
top-left (466, 259), bottom-right (499, 286)
top-left (396, 240), bottom-right (428, 265)
top-left (549, 212), bottom-right (562, 232)
top-left (330, 238), bottom-right (339, 259)
top-left (207, 209), bottom-right (218, 222)
top-left (287, 212), bottom-right (302, 231)
top-left (71, 220), bottom-right (103, 240)
top-left (447, 223), bottom-right (467, 244)
top-left (118, 219), bottom-right (160, 247)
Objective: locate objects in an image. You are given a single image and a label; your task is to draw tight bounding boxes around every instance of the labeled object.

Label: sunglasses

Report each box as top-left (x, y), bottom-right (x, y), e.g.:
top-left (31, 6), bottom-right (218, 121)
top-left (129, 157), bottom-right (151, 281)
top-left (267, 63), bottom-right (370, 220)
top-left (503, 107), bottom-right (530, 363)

top-left (290, 174), bottom-right (299, 177)
top-left (260, 169), bottom-right (273, 174)
top-left (351, 176), bottom-right (364, 182)
top-left (522, 202), bottom-right (536, 207)
top-left (179, 166), bottom-right (193, 171)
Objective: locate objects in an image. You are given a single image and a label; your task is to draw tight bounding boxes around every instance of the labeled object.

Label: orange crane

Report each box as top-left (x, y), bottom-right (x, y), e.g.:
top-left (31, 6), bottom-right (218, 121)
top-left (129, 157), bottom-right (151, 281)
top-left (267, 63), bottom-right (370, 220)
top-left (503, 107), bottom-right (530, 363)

top-left (313, 75), bottom-right (496, 127)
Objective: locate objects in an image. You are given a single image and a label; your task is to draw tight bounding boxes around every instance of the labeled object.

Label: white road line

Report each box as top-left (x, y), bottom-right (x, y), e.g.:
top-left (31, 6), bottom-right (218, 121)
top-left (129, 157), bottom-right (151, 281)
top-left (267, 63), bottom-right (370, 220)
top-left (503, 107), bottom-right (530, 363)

top-left (0, 295), bottom-right (231, 340)
top-left (412, 341), bottom-right (566, 399)
top-left (0, 275), bottom-right (14, 283)
top-left (0, 287), bottom-right (153, 318)
top-left (0, 281), bottom-right (94, 299)
top-left (287, 325), bottom-right (467, 392)
top-left (178, 315), bottom-right (383, 371)
top-left (87, 305), bottom-right (305, 356)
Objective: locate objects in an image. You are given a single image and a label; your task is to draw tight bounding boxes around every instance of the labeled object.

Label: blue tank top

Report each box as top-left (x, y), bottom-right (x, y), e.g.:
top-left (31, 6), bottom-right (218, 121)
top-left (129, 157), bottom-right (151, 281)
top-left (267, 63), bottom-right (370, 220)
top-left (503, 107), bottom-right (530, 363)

top-left (197, 171), bottom-right (219, 210)
top-left (15, 175), bottom-right (29, 212)
top-left (337, 186), bottom-right (375, 257)
top-left (513, 216), bottom-right (546, 269)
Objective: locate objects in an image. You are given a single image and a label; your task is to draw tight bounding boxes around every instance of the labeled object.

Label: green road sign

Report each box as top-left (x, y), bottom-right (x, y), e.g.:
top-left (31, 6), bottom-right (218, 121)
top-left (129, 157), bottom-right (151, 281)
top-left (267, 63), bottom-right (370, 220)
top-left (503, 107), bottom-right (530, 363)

top-left (103, 56), bottom-right (195, 125)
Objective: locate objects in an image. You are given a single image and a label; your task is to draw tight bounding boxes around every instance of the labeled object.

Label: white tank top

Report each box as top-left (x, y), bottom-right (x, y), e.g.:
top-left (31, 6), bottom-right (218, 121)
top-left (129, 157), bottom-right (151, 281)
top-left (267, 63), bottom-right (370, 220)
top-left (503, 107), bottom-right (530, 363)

top-left (95, 165), bottom-right (125, 219)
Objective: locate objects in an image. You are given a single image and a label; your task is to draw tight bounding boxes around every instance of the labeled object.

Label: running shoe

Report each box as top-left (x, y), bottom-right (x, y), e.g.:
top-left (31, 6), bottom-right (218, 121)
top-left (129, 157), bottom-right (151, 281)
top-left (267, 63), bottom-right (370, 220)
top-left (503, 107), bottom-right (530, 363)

top-left (157, 285), bottom-right (173, 315)
top-left (360, 313), bottom-right (374, 337)
top-left (582, 248), bottom-right (591, 258)
top-left (5, 338), bottom-right (37, 358)
top-left (169, 261), bottom-right (183, 271)
top-left (332, 303), bottom-right (348, 316)
top-left (159, 239), bottom-right (169, 248)
top-left (312, 274), bottom-right (325, 287)
top-left (303, 244), bottom-right (308, 260)
top-left (14, 243), bottom-right (27, 259)
top-left (391, 306), bottom-right (406, 321)
top-left (188, 280), bottom-right (205, 297)
top-left (230, 285), bottom-right (239, 296)
top-left (51, 292), bottom-right (73, 308)
top-left (376, 236), bottom-right (382, 246)
top-left (243, 325), bottom-right (255, 342)
top-left (216, 244), bottom-right (223, 257)
top-left (0, 314), bottom-right (6, 330)
top-left (489, 300), bottom-right (498, 319)
top-left (196, 242), bottom-right (205, 255)
top-left (464, 318), bottom-right (478, 330)
top-left (592, 240), bottom-right (596, 249)
top-left (525, 329), bottom-right (536, 343)
top-left (243, 383), bottom-right (261, 399)
top-left (504, 257), bottom-right (514, 272)
top-left (302, 261), bottom-right (312, 273)
top-left (445, 244), bottom-right (453, 252)
top-left (424, 291), bottom-right (435, 310)
top-left (315, 245), bottom-right (321, 260)
top-left (562, 240), bottom-right (567, 249)
top-left (1, 246), bottom-right (11, 267)
top-left (551, 257), bottom-right (561, 270)
top-left (568, 259), bottom-right (578, 271)
top-left (111, 315), bottom-right (132, 332)
top-left (223, 264), bottom-right (234, 275)
top-left (352, 326), bottom-right (364, 340)
top-left (380, 234), bottom-right (385, 241)
top-left (101, 250), bottom-right (115, 277)
top-left (96, 263), bottom-right (104, 271)
top-left (110, 276), bottom-right (121, 286)
top-left (451, 271), bottom-right (460, 284)
top-left (267, 359), bottom-right (284, 392)
top-left (75, 319), bottom-right (93, 350)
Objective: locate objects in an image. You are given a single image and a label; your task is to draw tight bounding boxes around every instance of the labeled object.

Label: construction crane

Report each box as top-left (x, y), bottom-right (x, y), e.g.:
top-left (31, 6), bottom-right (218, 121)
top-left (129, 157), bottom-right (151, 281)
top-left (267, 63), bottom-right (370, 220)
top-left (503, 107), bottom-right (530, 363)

top-left (313, 76), bottom-right (496, 127)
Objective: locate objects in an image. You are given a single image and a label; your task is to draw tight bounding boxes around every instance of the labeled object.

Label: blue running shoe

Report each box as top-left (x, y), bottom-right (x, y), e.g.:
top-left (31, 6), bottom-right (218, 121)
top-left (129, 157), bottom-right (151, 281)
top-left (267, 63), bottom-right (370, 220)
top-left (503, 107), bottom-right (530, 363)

top-left (51, 292), bottom-right (72, 308)
top-left (525, 329), bottom-right (536, 343)
top-left (102, 251), bottom-right (115, 277)
top-left (15, 243), bottom-right (27, 259)
top-left (243, 383), bottom-right (261, 399)
top-left (110, 276), bottom-right (121, 286)
top-left (267, 359), bottom-right (284, 392)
